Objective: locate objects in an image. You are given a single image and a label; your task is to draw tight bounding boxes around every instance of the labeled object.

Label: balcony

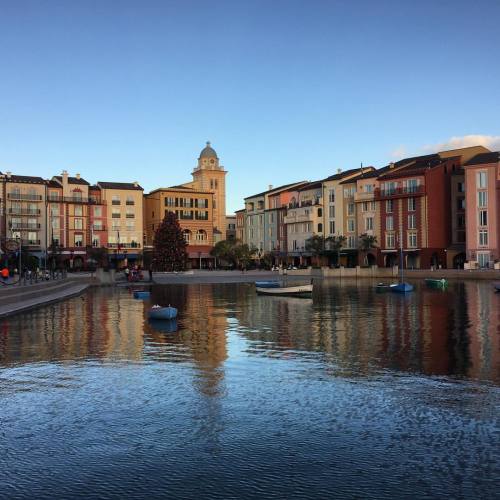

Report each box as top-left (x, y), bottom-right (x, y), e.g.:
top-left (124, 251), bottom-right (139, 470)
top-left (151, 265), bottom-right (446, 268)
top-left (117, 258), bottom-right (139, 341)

top-left (375, 185), bottom-right (425, 200)
top-left (107, 242), bottom-right (141, 249)
top-left (8, 193), bottom-right (42, 201)
top-left (354, 191), bottom-right (375, 202)
top-left (92, 225), bottom-right (106, 231)
top-left (112, 200), bottom-right (121, 205)
top-left (47, 195), bottom-right (106, 204)
top-left (22, 239), bottom-right (41, 247)
top-left (8, 208), bottom-right (41, 215)
top-left (9, 223), bottom-right (41, 230)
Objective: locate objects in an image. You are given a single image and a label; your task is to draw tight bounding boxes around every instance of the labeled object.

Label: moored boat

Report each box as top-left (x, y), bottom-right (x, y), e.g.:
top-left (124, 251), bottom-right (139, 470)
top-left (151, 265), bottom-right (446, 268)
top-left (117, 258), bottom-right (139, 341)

top-left (425, 278), bottom-right (448, 288)
top-left (256, 284), bottom-right (313, 297)
top-left (391, 282), bottom-right (414, 293)
top-left (148, 318), bottom-right (178, 333)
top-left (375, 282), bottom-right (398, 292)
top-left (255, 281), bottom-right (280, 288)
top-left (133, 290), bottom-right (151, 299)
top-left (148, 305), bottom-right (178, 320)
top-left (493, 282), bottom-right (500, 292)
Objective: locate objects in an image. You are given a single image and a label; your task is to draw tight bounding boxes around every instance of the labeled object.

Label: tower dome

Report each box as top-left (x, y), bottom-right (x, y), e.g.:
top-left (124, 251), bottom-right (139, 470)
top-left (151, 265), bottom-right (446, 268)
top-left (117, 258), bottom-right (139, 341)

top-left (199, 141), bottom-right (218, 159)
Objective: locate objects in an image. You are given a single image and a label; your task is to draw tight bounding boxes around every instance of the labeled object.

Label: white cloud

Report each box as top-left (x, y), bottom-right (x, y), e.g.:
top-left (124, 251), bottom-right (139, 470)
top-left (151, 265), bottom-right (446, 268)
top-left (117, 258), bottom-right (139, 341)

top-left (422, 135), bottom-right (500, 153)
top-left (390, 145), bottom-right (407, 159)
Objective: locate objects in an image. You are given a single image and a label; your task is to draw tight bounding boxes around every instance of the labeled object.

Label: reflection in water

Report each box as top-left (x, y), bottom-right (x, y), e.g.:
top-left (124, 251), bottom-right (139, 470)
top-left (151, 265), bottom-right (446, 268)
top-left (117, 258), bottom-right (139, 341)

top-left (0, 281), bottom-right (498, 499)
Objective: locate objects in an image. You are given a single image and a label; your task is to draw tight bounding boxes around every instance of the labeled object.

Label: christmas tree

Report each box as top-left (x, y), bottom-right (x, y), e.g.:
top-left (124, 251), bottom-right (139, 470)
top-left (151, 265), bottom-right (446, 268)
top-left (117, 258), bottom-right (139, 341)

top-left (153, 212), bottom-right (188, 271)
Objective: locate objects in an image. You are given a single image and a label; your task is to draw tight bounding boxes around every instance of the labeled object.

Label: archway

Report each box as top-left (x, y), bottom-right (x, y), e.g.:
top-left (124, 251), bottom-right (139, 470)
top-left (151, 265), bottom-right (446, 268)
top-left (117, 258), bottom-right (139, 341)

top-left (407, 253), bottom-right (418, 269)
top-left (453, 252), bottom-right (466, 269)
top-left (366, 253), bottom-right (376, 266)
top-left (385, 254), bottom-right (397, 267)
top-left (430, 252), bottom-right (439, 269)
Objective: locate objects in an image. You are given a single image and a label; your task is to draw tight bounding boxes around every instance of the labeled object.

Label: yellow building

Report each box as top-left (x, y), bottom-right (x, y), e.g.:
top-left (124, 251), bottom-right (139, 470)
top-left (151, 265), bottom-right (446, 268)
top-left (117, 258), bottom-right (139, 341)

top-left (182, 142), bottom-right (227, 242)
top-left (97, 181), bottom-right (144, 267)
top-left (144, 186), bottom-right (215, 268)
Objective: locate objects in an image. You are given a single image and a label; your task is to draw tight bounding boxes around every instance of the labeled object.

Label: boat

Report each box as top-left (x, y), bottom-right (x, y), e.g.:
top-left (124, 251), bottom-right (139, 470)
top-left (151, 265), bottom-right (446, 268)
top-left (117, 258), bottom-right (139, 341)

top-left (255, 280), bottom-right (280, 288)
top-left (148, 305), bottom-right (178, 320)
top-left (391, 230), bottom-right (413, 294)
top-left (425, 278), bottom-right (448, 288)
top-left (493, 283), bottom-right (500, 293)
top-left (133, 290), bottom-right (151, 299)
top-left (375, 282), bottom-right (398, 292)
top-left (148, 318), bottom-right (178, 333)
top-left (256, 284), bottom-right (313, 297)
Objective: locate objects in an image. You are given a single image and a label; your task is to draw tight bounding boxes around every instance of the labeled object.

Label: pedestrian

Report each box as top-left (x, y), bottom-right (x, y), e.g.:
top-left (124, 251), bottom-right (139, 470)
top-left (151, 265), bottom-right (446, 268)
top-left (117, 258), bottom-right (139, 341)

top-left (1, 267), bottom-right (9, 283)
top-left (148, 266), bottom-right (153, 282)
top-left (124, 266), bottom-right (130, 281)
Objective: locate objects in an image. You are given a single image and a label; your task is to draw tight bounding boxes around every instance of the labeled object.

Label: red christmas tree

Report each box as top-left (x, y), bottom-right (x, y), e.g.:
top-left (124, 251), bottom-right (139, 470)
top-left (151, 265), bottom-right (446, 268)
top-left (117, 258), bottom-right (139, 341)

top-left (153, 212), bottom-right (188, 271)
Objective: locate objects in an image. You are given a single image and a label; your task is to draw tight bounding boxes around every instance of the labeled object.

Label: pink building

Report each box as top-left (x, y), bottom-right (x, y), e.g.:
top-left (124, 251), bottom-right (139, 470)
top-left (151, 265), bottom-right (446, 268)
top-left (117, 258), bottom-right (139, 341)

top-left (464, 151), bottom-right (500, 268)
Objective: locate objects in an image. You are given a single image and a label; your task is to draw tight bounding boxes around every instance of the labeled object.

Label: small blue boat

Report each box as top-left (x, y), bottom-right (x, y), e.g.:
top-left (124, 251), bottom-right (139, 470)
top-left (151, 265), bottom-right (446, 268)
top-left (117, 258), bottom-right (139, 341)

top-left (133, 290), bottom-right (151, 299)
top-left (149, 318), bottom-right (178, 333)
top-left (148, 305), bottom-right (178, 320)
top-left (391, 282), bottom-right (414, 293)
top-left (255, 281), bottom-right (280, 288)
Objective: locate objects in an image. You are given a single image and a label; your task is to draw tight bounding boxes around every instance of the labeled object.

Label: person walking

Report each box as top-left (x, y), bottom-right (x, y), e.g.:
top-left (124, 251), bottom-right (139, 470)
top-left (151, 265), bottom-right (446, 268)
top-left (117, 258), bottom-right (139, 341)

top-left (148, 266), bottom-right (153, 282)
top-left (1, 267), bottom-right (9, 283)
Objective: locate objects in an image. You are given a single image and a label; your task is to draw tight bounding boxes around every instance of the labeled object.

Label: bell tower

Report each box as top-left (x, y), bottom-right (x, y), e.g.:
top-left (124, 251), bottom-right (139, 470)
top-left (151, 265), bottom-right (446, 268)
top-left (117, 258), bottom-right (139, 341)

top-left (191, 142), bottom-right (227, 240)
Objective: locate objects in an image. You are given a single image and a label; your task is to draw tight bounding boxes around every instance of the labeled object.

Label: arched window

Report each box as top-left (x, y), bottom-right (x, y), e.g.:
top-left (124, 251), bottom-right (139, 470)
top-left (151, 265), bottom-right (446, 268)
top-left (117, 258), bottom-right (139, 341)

top-left (183, 229), bottom-right (192, 243)
top-left (196, 229), bottom-right (207, 242)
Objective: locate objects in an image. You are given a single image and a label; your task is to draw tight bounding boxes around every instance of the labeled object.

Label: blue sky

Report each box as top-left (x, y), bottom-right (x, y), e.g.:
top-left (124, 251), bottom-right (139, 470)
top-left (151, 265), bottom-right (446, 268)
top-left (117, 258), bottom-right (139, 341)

top-left (1, 0), bottom-right (499, 212)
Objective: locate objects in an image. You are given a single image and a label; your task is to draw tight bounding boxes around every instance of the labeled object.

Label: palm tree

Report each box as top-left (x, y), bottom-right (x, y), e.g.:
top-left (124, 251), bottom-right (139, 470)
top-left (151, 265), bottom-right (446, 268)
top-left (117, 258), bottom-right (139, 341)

top-left (305, 235), bottom-right (325, 267)
top-left (358, 233), bottom-right (377, 266)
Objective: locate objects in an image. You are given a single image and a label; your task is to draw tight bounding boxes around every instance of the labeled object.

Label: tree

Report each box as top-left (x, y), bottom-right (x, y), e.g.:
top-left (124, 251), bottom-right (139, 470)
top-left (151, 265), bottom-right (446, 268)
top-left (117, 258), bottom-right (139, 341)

top-left (153, 213), bottom-right (188, 271)
top-left (324, 235), bottom-right (346, 267)
top-left (233, 243), bottom-right (256, 270)
top-left (305, 235), bottom-right (325, 266)
top-left (87, 246), bottom-right (108, 269)
top-left (210, 239), bottom-right (239, 267)
top-left (358, 233), bottom-right (378, 266)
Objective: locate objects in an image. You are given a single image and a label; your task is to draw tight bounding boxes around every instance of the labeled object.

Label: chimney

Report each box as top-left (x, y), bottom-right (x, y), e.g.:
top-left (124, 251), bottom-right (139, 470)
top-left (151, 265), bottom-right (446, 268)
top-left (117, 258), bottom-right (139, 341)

top-left (75, 173), bottom-right (81, 180)
top-left (133, 181), bottom-right (139, 187)
top-left (6, 171), bottom-right (12, 178)
top-left (389, 162), bottom-right (395, 169)
top-left (62, 170), bottom-right (69, 184)
top-left (268, 184), bottom-right (273, 191)
top-left (337, 168), bottom-right (342, 174)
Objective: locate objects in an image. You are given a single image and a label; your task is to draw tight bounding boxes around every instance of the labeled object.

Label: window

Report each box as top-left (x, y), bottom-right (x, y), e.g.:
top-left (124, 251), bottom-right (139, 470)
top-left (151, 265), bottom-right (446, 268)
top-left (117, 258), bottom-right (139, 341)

top-left (457, 182), bottom-right (465, 193)
top-left (478, 191), bottom-right (487, 207)
top-left (112, 222), bottom-right (120, 231)
top-left (347, 219), bottom-right (355, 232)
top-left (112, 209), bottom-right (120, 218)
top-left (112, 195), bottom-right (120, 205)
top-left (370, 201), bottom-right (376, 211)
top-left (126, 221), bottom-right (135, 231)
top-left (329, 221), bottom-right (335, 234)
top-left (126, 196), bottom-right (134, 205)
top-left (92, 236), bottom-right (100, 247)
top-left (364, 184), bottom-right (374, 193)
top-left (404, 179), bottom-right (418, 193)
top-left (328, 189), bottom-right (335, 203)
top-left (347, 235), bottom-right (356, 248)
top-left (382, 182), bottom-right (396, 195)
top-left (347, 203), bottom-right (355, 215)
top-left (386, 233), bottom-right (395, 248)
top-left (28, 231), bottom-right (38, 244)
top-left (196, 230), bottom-right (207, 241)
top-left (362, 202), bottom-right (368, 212)
top-left (479, 210), bottom-right (488, 226)
top-left (126, 210), bottom-right (135, 218)
top-left (457, 198), bottom-right (466, 210)
top-left (72, 190), bottom-right (82, 200)
top-left (477, 252), bottom-right (490, 268)
top-left (408, 232), bottom-right (417, 248)
top-left (478, 230), bottom-right (488, 247)
top-left (74, 218), bottom-right (83, 230)
top-left (408, 214), bottom-right (416, 229)
top-left (386, 200), bottom-right (393, 213)
top-left (365, 217), bottom-right (373, 231)
top-left (477, 171), bottom-right (487, 188)
top-left (183, 230), bottom-right (191, 243)
top-left (74, 205), bottom-right (83, 216)
top-left (50, 205), bottom-right (59, 216)
top-left (210, 179), bottom-right (214, 189)
top-left (329, 205), bottom-right (335, 218)
top-left (344, 187), bottom-right (355, 198)
top-left (457, 214), bottom-right (465, 228)
top-left (74, 234), bottom-right (83, 247)
top-left (94, 206), bottom-right (102, 217)
top-left (317, 208), bottom-right (322, 217)
top-left (318, 223), bottom-right (323, 233)
top-left (386, 216), bottom-right (394, 230)
top-left (408, 197), bottom-right (416, 211)
top-left (52, 218), bottom-right (60, 230)
top-left (93, 221), bottom-right (103, 230)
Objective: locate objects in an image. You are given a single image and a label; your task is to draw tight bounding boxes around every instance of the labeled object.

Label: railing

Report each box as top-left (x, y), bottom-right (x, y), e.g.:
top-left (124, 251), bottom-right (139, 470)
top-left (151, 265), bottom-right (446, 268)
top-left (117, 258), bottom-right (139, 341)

top-left (8, 193), bottom-right (42, 201)
top-left (126, 213), bottom-right (135, 218)
top-left (107, 243), bottom-right (141, 249)
top-left (9, 223), bottom-right (41, 230)
top-left (8, 208), bottom-right (41, 215)
top-left (92, 225), bottom-right (106, 231)
top-left (22, 239), bottom-right (41, 246)
top-left (47, 195), bottom-right (106, 204)
top-left (375, 185), bottom-right (425, 199)
top-left (354, 191), bottom-right (375, 202)
top-left (112, 213), bottom-right (121, 218)
top-left (126, 200), bottom-right (135, 205)
top-left (112, 200), bottom-right (121, 205)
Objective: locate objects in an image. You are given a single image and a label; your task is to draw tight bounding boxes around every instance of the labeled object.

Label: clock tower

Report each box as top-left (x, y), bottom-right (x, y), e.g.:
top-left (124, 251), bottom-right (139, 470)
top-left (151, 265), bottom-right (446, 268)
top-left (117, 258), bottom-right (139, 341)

top-left (191, 142), bottom-right (227, 240)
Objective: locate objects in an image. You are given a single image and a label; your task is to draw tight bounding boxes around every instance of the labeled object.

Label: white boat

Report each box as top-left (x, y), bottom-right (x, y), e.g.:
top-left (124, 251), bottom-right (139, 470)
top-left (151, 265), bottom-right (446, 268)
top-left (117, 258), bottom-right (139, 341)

top-left (256, 284), bottom-right (313, 297)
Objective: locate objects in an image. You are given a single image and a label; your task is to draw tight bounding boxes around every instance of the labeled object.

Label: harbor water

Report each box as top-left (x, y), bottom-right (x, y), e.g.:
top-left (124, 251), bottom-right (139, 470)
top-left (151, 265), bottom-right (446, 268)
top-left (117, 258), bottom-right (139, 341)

top-left (0, 280), bottom-right (498, 499)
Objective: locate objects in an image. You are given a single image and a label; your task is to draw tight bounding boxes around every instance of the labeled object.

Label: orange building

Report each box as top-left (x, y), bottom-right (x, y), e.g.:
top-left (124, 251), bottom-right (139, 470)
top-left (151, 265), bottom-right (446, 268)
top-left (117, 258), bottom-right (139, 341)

top-left (144, 186), bottom-right (215, 268)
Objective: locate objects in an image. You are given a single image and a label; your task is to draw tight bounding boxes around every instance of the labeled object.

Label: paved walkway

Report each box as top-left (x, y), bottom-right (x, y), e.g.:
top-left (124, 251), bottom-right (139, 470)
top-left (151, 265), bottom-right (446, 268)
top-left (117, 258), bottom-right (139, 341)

top-left (0, 279), bottom-right (92, 318)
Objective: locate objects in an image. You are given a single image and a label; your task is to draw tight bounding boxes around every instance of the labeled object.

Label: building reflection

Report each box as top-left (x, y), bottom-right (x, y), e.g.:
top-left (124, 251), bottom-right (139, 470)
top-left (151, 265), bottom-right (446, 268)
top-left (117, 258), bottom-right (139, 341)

top-left (0, 281), bottom-right (498, 384)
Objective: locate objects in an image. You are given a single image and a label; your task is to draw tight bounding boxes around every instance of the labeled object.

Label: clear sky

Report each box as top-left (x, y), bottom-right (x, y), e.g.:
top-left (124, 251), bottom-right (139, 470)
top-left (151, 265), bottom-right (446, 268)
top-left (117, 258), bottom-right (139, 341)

top-left (1, 0), bottom-right (499, 212)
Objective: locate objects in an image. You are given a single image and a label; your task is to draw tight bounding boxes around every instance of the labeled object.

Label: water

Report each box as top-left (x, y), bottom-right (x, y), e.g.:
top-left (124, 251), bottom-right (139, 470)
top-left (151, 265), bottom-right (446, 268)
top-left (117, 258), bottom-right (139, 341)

top-left (0, 280), bottom-right (498, 499)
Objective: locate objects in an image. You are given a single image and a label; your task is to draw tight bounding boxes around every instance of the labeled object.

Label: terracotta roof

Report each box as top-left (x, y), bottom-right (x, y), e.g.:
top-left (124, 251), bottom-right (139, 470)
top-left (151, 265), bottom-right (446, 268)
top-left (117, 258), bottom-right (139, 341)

top-left (53, 175), bottom-right (90, 186)
top-left (244, 181), bottom-right (308, 200)
top-left (323, 167), bottom-right (365, 181)
top-left (298, 181), bottom-right (323, 191)
top-left (4, 174), bottom-right (46, 184)
top-left (464, 151), bottom-right (500, 166)
top-left (48, 180), bottom-right (62, 188)
top-left (98, 181), bottom-right (143, 191)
